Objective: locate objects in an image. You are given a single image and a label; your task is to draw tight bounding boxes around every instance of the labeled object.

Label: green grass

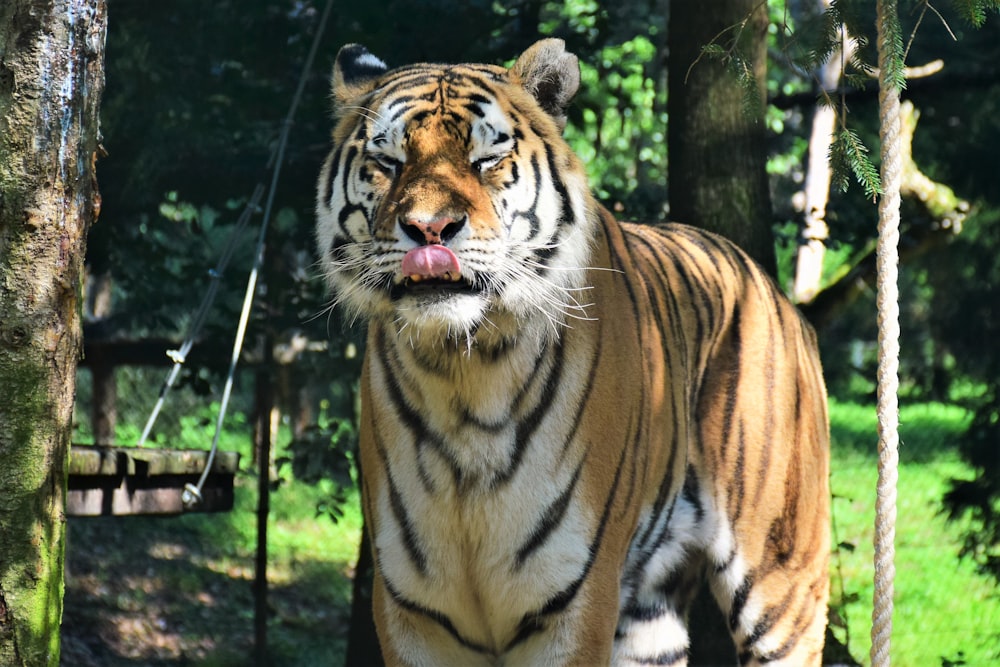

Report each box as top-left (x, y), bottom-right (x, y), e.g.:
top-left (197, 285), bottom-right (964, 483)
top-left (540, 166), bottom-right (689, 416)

top-left (828, 398), bottom-right (1000, 666)
top-left (64, 404), bottom-right (363, 667)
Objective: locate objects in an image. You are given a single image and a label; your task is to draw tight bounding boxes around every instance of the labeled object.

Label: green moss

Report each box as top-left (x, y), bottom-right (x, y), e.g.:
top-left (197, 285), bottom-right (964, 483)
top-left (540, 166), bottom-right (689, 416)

top-left (0, 357), bottom-right (68, 666)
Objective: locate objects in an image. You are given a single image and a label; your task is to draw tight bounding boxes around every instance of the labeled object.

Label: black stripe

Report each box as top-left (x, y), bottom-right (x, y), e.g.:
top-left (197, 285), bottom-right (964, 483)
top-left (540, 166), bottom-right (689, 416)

top-left (728, 575), bottom-right (753, 632)
top-left (628, 494), bottom-right (678, 589)
top-left (752, 301), bottom-right (780, 507)
top-left (681, 466), bottom-right (704, 523)
top-left (633, 648), bottom-right (688, 666)
top-left (622, 600), bottom-right (671, 623)
top-left (516, 153), bottom-right (543, 242)
top-left (464, 91), bottom-right (493, 106)
top-left (382, 446), bottom-right (429, 576)
top-left (652, 230), bottom-right (707, 347)
top-left (605, 224), bottom-right (647, 336)
top-left (383, 576), bottom-right (493, 655)
top-left (545, 141), bottom-right (573, 226)
top-left (337, 203), bottom-right (366, 227)
top-left (457, 404), bottom-right (508, 434)
top-left (514, 460), bottom-right (584, 568)
top-left (717, 303), bottom-right (742, 460)
top-left (738, 585), bottom-right (803, 663)
top-left (729, 420), bottom-right (747, 524)
top-left (493, 338), bottom-right (566, 487)
top-left (742, 606), bottom-right (777, 649)
top-left (379, 331), bottom-right (462, 488)
top-left (463, 102), bottom-right (485, 118)
top-left (374, 72), bottom-right (440, 100)
top-left (714, 546), bottom-right (737, 574)
top-left (662, 231), bottom-right (718, 341)
top-left (319, 144), bottom-right (343, 206)
top-left (506, 420), bottom-right (633, 651)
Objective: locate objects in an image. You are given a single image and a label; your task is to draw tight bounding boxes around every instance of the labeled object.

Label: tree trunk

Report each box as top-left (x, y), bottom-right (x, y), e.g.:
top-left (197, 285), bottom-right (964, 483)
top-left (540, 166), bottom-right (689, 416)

top-left (85, 270), bottom-right (116, 443)
top-left (793, 0), bottom-right (852, 304)
top-left (344, 526), bottom-right (382, 667)
top-left (0, 1), bottom-right (106, 665)
top-left (667, 0), bottom-right (775, 275)
top-left (667, 1), bottom-right (772, 662)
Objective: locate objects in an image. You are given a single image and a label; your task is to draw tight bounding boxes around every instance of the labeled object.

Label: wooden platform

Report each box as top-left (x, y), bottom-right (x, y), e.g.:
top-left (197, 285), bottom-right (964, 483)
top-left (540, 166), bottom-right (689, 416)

top-left (67, 445), bottom-right (240, 517)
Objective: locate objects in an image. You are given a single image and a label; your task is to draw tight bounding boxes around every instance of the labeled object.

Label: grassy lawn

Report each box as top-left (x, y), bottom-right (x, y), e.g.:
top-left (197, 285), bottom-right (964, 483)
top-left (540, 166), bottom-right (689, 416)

top-left (63, 396), bottom-right (999, 665)
top-left (63, 409), bottom-right (364, 667)
top-left (827, 398), bottom-right (1000, 666)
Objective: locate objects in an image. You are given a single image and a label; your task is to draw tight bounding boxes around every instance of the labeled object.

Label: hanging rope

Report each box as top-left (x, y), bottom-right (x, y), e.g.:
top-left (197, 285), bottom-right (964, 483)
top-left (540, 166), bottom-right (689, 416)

top-left (181, 0), bottom-right (335, 508)
top-left (136, 183), bottom-right (266, 447)
top-left (872, 0), bottom-right (903, 664)
top-left (132, 0), bottom-right (334, 505)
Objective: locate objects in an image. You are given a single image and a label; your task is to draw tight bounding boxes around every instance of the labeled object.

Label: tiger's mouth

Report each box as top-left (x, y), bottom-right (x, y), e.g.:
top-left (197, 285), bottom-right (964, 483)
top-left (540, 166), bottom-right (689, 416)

top-left (390, 273), bottom-right (477, 300)
top-left (390, 244), bottom-right (479, 299)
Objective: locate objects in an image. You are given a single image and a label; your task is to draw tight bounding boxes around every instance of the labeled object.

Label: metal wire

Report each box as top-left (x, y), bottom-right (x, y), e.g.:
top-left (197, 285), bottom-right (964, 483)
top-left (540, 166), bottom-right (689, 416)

top-left (182, 0), bottom-right (334, 507)
top-left (130, 0), bottom-right (334, 506)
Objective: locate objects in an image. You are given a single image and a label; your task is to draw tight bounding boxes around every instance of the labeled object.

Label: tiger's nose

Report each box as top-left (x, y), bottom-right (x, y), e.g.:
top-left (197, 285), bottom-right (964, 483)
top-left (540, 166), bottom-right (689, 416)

top-left (400, 215), bottom-right (466, 245)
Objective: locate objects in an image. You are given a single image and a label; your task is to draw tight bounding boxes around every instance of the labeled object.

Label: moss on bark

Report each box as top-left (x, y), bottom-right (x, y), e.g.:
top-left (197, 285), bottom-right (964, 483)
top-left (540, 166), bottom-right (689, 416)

top-left (0, 1), bottom-right (106, 664)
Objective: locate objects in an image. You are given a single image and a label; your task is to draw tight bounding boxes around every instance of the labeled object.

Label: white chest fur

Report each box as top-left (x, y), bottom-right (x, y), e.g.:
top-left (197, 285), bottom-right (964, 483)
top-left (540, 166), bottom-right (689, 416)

top-left (364, 324), bottom-right (601, 651)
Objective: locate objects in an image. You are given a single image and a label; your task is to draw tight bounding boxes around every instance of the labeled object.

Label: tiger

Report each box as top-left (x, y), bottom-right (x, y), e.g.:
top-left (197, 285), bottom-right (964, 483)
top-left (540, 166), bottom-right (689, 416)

top-left (315, 39), bottom-right (830, 666)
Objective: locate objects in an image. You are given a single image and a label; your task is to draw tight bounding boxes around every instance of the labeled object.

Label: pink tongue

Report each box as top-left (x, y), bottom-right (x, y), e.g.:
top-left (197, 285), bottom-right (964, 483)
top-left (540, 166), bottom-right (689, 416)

top-left (401, 245), bottom-right (461, 279)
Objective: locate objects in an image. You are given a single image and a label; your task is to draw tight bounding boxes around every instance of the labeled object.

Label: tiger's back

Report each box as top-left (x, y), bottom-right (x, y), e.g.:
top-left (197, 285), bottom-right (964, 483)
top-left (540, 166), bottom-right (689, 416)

top-left (316, 38), bottom-right (829, 666)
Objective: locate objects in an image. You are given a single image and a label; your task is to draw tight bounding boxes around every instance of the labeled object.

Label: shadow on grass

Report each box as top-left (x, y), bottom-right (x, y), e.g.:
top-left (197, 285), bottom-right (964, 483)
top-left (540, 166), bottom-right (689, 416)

top-left (829, 399), bottom-right (971, 464)
top-left (61, 486), bottom-right (353, 667)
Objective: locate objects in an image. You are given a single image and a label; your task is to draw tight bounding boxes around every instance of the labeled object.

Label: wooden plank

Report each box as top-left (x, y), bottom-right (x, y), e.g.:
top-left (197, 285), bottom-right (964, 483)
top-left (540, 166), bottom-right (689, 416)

top-left (67, 473), bottom-right (235, 516)
top-left (66, 445), bottom-right (240, 516)
top-left (69, 445), bottom-right (240, 476)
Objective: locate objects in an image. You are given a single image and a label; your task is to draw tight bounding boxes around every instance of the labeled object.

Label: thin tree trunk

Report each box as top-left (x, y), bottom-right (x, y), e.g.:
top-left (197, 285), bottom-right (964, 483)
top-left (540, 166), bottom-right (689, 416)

top-left (667, 1), bottom-right (772, 662)
top-left (86, 270), bottom-right (116, 443)
top-left (793, 0), bottom-right (852, 304)
top-left (0, 1), bottom-right (106, 665)
top-left (668, 0), bottom-right (775, 274)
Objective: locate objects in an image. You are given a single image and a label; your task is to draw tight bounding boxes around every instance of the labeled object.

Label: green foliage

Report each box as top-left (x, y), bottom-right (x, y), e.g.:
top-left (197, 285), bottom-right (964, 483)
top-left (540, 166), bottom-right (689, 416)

top-left (952, 0), bottom-right (1000, 27)
top-left (565, 35), bottom-right (668, 219)
top-left (281, 413), bottom-right (357, 524)
top-left (531, 0), bottom-right (669, 220)
top-left (926, 210), bottom-right (1000, 582)
top-left (829, 128), bottom-right (882, 198)
top-left (875, 0), bottom-right (907, 93)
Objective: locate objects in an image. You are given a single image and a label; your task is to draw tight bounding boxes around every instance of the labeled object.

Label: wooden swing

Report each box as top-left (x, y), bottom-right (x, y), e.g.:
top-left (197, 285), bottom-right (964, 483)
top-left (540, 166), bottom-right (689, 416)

top-left (67, 443), bottom-right (240, 516)
top-left (65, 173), bottom-right (270, 519)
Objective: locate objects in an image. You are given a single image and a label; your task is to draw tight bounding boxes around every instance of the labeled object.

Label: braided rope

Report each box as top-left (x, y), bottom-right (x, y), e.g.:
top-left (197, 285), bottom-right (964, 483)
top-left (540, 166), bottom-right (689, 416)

top-left (871, 0), bottom-right (902, 664)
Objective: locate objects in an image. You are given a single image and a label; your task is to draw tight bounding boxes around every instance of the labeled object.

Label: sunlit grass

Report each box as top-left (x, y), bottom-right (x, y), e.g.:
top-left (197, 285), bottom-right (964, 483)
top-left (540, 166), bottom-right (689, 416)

top-left (828, 398), bottom-right (1000, 666)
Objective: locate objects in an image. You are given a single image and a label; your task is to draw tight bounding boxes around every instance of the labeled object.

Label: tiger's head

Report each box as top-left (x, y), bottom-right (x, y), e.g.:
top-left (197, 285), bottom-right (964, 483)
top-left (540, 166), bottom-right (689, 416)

top-left (315, 40), bottom-right (597, 349)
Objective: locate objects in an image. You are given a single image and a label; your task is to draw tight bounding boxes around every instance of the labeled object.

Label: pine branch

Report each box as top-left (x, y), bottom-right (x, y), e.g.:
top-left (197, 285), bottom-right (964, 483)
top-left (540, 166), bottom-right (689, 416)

top-left (951, 0), bottom-right (1000, 27)
top-left (829, 128), bottom-right (882, 199)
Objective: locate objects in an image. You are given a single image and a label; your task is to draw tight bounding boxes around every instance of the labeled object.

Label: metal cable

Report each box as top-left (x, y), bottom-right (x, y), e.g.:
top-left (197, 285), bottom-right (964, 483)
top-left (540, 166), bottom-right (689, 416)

top-left (136, 183), bottom-right (265, 447)
top-left (181, 0), bottom-right (334, 507)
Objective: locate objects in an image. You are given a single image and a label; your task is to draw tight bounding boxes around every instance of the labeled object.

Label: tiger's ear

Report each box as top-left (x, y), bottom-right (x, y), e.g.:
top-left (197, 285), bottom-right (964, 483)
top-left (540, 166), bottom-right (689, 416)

top-left (508, 39), bottom-right (580, 131)
top-left (332, 44), bottom-right (388, 106)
